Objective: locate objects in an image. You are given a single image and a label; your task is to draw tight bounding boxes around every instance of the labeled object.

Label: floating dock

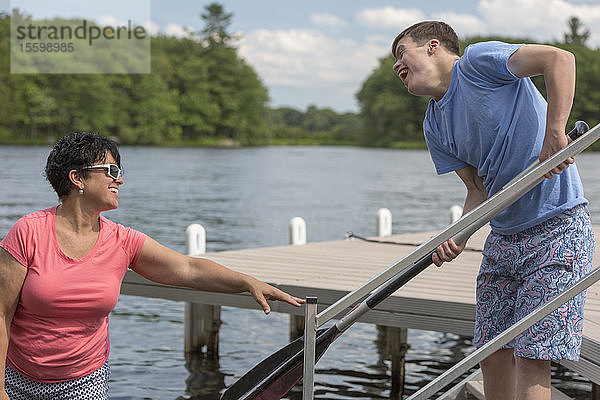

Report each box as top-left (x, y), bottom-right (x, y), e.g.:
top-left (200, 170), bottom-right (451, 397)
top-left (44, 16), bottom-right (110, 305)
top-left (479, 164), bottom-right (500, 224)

top-left (121, 224), bottom-right (600, 396)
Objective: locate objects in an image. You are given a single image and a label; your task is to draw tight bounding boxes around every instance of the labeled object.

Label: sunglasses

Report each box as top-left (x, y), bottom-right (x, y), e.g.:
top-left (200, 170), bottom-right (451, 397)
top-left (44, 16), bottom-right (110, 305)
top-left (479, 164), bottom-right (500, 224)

top-left (84, 163), bottom-right (123, 180)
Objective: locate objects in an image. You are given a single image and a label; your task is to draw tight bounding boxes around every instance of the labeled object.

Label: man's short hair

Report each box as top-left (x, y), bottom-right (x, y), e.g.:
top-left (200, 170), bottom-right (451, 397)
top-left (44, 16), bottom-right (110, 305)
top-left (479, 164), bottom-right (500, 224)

top-left (392, 21), bottom-right (460, 58)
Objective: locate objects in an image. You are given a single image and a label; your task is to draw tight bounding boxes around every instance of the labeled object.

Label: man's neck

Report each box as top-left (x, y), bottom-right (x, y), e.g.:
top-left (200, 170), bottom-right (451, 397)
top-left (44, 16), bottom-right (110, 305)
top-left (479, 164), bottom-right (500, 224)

top-left (433, 55), bottom-right (460, 101)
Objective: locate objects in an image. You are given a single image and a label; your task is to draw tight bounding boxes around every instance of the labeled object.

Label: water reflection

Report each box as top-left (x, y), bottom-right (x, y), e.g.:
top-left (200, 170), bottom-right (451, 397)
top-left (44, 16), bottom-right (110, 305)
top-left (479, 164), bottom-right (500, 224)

top-left (180, 352), bottom-right (225, 400)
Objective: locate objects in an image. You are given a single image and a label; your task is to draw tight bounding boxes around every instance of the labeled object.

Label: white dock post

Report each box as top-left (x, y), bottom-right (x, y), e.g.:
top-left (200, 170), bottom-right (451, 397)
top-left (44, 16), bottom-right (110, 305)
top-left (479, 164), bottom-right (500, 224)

top-left (449, 205), bottom-right (463, 223)
top-left (377, 208), bottom-right (392, 237)
top-left (184, 224), bottom-right (221, 358)
top-left (289, 217), bottom-right (307, 340)
top-left (186, 224), bottom-right (206, 255)
top-left (289, 217), bottom-right (307, 245)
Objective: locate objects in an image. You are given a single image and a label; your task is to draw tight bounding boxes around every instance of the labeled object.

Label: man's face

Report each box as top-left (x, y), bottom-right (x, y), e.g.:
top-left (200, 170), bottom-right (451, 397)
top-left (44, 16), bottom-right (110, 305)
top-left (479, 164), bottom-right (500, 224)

top-left (392, 36), bottom-right (434, 96)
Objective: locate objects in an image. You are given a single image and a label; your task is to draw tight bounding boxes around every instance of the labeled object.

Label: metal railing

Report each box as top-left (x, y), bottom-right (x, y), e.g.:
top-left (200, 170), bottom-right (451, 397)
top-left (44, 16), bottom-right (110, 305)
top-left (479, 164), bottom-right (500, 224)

top-left (408, 264), bottom-right (600, 399)
top-left (300, 264), bottom-right (600, 399)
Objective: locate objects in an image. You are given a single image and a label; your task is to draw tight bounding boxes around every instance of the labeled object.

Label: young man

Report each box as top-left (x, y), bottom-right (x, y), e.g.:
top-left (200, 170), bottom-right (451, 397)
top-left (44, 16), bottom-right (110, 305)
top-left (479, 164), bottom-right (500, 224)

top-left (392, 21), bottom-right (594, 400)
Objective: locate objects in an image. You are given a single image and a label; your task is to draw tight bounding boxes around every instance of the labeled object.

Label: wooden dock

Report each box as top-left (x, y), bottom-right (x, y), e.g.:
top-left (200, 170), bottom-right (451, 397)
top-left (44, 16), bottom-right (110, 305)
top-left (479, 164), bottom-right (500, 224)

top-left (121, 224), bottom-right (600, 392)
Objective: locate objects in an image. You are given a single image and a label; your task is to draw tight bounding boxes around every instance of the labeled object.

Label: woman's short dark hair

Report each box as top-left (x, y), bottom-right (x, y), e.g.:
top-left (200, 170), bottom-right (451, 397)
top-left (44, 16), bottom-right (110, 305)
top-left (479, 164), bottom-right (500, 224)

top-left (392, 21), bottom-right (460, 57)
top-left (45, 132), bottom-right (121, 199)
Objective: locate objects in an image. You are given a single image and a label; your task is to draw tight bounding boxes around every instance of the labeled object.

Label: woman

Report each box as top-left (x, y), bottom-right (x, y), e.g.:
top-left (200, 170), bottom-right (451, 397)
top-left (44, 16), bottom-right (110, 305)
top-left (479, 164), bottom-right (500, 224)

top-left (0, 132), bottom-right (304, 400)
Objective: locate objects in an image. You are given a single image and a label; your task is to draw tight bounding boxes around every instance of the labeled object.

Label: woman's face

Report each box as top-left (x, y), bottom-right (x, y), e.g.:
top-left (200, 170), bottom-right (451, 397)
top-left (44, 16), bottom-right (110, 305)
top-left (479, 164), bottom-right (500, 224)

top-left (81, 152), bottom-right (124, 211)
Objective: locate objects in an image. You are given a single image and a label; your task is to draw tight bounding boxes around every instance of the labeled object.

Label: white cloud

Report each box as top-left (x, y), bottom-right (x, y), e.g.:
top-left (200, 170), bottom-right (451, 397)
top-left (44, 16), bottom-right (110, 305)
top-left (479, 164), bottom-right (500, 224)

top-left (164, 22), bottom-right (194, 38)
top-left (351, 2), bottom-right (600, 46)
top-left (354, 7), bottom-right (426, 30)
top-left (430, 11), bottom-right (486, 38)
top-left (238, 28), bottom-right (387, 96)
top-left (143, 20), bottom-right (160, 36)
top-left (310, 13), bottom-right (346, 27)
top-left (477, 0), bottom-right (600, 45)
top-left (91, 15), bottom-right (156, 35)
top-left (96, 15), bottom-right (123, 26)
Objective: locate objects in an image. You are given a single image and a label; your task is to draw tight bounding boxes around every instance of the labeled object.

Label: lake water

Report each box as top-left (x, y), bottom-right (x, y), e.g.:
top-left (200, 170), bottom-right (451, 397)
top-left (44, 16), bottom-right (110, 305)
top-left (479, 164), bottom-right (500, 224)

top-left (1, 145), bottom-right (599, 399)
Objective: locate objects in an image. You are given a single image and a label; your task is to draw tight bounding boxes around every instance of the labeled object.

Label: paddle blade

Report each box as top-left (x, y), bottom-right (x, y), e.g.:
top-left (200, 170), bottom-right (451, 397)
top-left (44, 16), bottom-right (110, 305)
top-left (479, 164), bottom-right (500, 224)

top-left (220, 332), bottom-right (307, 400)
top-left (221, 327), bottom-right (337, 400)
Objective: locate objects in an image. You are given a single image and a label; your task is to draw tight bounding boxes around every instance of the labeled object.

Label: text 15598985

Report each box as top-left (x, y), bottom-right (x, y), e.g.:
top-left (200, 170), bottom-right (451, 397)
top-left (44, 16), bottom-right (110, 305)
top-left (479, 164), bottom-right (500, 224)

top-left (19, 42), bottom-right (74, 52)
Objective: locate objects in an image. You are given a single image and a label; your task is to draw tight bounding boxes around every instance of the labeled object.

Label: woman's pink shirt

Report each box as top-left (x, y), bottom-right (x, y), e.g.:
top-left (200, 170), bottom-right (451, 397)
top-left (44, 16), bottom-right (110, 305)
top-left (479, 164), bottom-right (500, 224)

top-left (0, 206), bottom-right (146, 382)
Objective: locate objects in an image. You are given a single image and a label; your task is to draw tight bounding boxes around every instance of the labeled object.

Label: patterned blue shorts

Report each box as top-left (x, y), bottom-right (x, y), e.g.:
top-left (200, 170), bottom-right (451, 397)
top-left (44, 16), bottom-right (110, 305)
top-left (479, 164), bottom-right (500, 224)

top-left (5, 361), bottom-right (110, 400)
top-left (474, 204), bottom-right (595, 361)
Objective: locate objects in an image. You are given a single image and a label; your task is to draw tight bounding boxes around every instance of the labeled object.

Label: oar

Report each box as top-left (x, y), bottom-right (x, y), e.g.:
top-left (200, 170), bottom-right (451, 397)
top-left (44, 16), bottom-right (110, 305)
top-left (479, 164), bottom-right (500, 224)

top-left (221, 121), bottom-right (597, 400)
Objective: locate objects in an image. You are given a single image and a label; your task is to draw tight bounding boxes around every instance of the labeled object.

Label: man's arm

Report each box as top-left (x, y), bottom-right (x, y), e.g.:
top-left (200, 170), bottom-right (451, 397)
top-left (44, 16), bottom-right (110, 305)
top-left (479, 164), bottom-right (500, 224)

top-left (508, 44), bottom-right (576, 178)
top-left (433, 165), bottom-right (487, 267)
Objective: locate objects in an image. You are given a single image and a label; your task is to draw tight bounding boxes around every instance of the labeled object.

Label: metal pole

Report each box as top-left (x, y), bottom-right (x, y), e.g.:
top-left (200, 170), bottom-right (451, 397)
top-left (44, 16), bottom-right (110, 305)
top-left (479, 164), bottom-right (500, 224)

top-left (408, 265), bottom-right (600, 399)
top-left (303, 297), bottom-right (318, 400)
top-left (289, 218), bottom-right (307, 340)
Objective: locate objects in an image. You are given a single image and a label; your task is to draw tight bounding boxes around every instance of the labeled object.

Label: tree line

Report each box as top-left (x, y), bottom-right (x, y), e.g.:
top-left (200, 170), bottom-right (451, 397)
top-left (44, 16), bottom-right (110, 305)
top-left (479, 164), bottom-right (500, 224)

top-left (0, 5), bottom-right (361, 146)
top-left (1, 7), bottom-right (599, 148)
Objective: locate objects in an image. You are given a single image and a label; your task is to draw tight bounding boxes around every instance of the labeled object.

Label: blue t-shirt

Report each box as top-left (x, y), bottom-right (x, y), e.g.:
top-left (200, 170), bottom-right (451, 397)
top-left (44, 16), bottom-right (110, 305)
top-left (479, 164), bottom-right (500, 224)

top-left (423, 41), bottom-right (586, 235)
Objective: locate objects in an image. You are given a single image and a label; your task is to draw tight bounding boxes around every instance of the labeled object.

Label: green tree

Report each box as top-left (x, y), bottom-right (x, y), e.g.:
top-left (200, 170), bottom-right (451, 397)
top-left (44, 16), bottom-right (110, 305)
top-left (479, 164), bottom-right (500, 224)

top-left (264, 106), bottom-right (361, 144)
top-left (303, 105), bottom-right (337, 133)
top-left (356, 55), bottom-right (429, 146)
top-left (197, 3), bottom-right (268, 144)
top-left (156, 36), bottom-right (219, 140)
top-left (122, 74), bottom-right (181, 144)
top-left (563, 16), bottom-right (590, 46)
top-left (201, 2), bottom-right (234, 46)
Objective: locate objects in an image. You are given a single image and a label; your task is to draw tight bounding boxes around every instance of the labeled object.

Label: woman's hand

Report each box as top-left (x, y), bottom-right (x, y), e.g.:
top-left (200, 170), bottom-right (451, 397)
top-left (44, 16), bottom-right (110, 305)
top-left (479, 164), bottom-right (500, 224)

top-left (246, 277), bottom-right (305, 314)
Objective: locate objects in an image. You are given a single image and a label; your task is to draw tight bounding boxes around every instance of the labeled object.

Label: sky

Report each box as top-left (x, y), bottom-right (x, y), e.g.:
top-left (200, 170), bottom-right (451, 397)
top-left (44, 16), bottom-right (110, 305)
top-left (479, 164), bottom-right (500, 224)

top-left (4, 0), bottom-right (600, 113)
